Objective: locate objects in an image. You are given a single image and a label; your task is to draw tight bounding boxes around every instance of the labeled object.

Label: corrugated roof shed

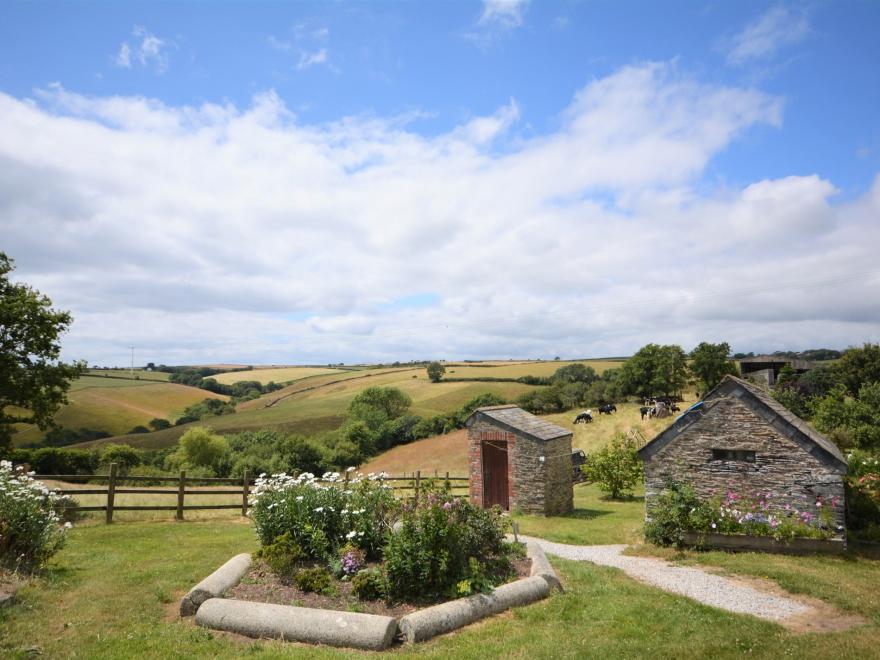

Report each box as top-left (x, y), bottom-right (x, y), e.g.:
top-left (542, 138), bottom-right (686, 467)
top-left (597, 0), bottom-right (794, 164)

top-left (467, 404), bottom-right (571, 442)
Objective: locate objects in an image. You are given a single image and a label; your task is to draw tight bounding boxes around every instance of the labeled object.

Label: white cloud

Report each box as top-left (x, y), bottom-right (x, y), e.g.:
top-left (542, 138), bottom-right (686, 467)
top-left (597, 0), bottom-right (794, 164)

top-left (297, 48), bottom-right (328, 71)
top-left (113, 26), bottom-right (170, 73)
top-left (1, 62), bottom-right (877, 365)
top-left (115, 42), bottom-right (131, 69)
top-left (479, 0), bottom-right (529, 30)
top-left (724, 5), bottom-right (811, 66)
top-left (267, 35), bottom-right (292, 52)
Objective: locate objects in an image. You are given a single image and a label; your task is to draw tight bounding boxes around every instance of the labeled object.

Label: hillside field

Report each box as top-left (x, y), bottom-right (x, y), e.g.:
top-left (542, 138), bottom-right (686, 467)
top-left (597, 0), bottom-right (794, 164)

top-left (444, 359), bottom-right (621, 379)
top-left (360, 395), bottom-right (694, 476)
top-left (14, 378), bottom-right (227, 445)
top-left (209, 366), bottom-right (346, 385)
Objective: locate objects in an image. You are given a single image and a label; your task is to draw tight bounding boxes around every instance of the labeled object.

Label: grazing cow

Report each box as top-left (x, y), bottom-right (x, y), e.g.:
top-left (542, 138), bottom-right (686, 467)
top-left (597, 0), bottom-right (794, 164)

top-left (574, 410), bottom-right (593, 424)
top-left (639, 406), bottom-right (651, 420)
top-left (670, 403), bottom-right (681, 413)
top-left (598, 404), bottom-right (617, 415)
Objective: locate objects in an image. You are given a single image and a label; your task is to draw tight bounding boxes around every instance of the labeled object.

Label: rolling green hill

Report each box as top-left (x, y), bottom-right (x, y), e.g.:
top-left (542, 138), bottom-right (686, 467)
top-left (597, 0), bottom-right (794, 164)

top-left (74, 359), bottom-right (625, 451)
top-left (13, 376), bottom-right (227, 445)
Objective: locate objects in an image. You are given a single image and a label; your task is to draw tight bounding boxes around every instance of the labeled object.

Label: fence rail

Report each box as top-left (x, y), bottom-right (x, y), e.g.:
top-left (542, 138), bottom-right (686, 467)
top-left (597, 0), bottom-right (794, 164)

top-left (38, 465), bottom-right (468, 523)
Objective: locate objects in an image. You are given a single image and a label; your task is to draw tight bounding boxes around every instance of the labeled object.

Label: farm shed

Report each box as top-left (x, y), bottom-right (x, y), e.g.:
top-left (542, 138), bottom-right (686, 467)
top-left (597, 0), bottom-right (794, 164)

top-left (466, 405), bottom-right (573, 516)
top-left (738, 355), bottom-right (815, 388)
top-left (638, 375), bottom-right (847, 533)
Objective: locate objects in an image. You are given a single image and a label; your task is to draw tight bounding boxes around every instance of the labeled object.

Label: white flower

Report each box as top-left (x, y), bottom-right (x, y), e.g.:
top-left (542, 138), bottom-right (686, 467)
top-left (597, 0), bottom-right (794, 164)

top-left (64, 522), bottom-right (73, 529)
top-left (346, 466), bottom-right (356, 473)
top-left (346, 531), bottom-right (357, 539)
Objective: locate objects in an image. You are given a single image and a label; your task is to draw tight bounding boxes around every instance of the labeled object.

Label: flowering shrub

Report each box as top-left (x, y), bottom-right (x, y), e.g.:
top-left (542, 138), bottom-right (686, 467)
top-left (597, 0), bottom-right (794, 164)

top-left (249, 470), bottom-right (398, 560)
top-left (0, 461), bottom-right (69, 572)
top-left (645, 479), bottom-right (838, 547)
top-left (846, 450), bottom-right (880, 541)
top-left (340, 544), bottom-right (365, 576)
top-left (384, 487), bottom-right (515, 600)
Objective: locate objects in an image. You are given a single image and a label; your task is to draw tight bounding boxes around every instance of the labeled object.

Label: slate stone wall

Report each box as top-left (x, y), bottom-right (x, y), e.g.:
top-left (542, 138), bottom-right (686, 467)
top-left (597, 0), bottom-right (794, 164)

top-left (468, 418), bottom-right (573, 516)
top-left (642, 396), bottom-right (845, 533)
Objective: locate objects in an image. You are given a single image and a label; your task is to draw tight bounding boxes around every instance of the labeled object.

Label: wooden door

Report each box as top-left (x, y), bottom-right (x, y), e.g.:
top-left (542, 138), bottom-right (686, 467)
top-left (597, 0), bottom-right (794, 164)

top-left (482, 441), bottom-right (509, 510)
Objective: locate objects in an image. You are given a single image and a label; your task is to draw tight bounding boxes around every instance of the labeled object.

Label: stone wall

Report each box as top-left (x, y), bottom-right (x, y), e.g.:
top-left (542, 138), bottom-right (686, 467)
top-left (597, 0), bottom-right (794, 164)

top-left (468, 418), bottom-right (573, 516)
top-left (642, 396), bottom-right (845, 532)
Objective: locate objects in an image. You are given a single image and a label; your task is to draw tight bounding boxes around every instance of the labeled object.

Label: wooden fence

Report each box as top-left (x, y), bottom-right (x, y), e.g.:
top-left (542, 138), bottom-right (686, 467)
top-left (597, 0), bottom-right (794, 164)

top-left (39, 464), bottom-right (469, 523)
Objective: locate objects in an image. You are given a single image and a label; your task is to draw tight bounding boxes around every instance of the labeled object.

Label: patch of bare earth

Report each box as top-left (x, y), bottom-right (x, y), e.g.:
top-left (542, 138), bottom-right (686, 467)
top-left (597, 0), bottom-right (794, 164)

top-left (722, 573), bottom-right (868, 633)
top-left (227, 557), bottom-right (531, 618)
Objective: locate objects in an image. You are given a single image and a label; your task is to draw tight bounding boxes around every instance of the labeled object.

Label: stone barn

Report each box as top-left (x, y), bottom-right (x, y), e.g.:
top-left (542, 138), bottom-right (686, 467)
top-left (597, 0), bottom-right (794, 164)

top-left (466, 405), bottom-right (573, 516)
top-left (638, 375), bottom-right (847, 533)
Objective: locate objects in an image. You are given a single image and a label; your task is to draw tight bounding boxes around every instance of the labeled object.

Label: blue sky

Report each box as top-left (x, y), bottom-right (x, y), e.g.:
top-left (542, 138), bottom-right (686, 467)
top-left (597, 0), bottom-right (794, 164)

top-left (1, 1), bottom-right (879, 364)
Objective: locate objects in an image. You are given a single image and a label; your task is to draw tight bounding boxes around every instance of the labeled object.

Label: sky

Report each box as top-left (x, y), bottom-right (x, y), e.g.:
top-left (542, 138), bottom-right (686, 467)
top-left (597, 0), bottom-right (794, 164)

top-left (1, 0), bottom-right (879, 366)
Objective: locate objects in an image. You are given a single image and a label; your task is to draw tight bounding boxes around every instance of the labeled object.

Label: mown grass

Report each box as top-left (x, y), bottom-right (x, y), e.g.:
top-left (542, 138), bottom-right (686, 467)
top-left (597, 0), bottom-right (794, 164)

top-left (3, 485), bottom-right (880, 658)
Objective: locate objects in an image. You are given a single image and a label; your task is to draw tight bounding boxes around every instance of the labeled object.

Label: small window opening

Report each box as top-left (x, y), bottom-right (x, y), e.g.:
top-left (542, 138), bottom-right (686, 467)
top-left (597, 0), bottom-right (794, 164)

top-left (711, 449), bottom-right (756, 462)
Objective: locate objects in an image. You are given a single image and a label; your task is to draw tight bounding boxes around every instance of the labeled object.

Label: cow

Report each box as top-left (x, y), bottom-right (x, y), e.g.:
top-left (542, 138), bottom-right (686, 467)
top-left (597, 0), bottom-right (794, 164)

top-left (598, 403), bottom-right (617, 415)
top-left (639, 406), bottom-right (651, 420)
top-left (670, 403), bottom-right (681, 413)
top-left (574, 410), bottom-right (593, 424)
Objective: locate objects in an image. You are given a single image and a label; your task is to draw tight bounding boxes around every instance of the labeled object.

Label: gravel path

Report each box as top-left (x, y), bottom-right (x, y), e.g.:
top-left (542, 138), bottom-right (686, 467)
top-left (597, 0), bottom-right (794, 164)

top-left (522, 536), bottom-right (809, 621)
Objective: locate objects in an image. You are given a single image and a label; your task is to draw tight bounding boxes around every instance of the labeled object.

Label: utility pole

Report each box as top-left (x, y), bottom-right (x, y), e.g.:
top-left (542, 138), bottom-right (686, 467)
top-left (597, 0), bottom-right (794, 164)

top-left (130, 345), bottom-right (135, 377)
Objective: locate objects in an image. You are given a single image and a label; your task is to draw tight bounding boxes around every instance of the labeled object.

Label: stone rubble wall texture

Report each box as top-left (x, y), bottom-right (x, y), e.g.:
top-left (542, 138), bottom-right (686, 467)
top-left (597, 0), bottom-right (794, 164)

top-left (468, 419), bottom-right (573, 516)
top-left (642, 396), bottom-right (845, 531)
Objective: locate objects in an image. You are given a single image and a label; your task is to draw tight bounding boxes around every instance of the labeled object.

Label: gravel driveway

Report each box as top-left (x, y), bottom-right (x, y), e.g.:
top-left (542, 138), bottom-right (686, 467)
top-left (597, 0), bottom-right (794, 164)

top-left (522, 536), bottom-right (809, 621)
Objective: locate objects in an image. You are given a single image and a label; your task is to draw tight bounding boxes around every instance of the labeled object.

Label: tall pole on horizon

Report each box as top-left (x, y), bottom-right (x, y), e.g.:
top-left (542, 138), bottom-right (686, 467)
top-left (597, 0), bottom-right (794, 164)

top-left (130, 345), bottom-right (134, 377)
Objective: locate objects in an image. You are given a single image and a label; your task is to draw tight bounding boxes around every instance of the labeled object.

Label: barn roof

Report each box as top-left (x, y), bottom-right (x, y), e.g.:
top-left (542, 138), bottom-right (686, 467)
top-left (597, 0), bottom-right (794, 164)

top-left (466, 405), bottom-right (572, 443)
top-left (638, 375), bottom-right (847, 473)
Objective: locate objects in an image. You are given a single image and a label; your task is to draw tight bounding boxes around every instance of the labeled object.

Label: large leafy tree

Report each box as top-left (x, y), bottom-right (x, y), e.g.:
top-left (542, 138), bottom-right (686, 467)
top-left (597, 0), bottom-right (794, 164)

top-left (0, 253), bottom-right (85, 452)
top-left (619, 343), bottom-right (689, 398)
top-left (689, 341), bottom-right (738, 392)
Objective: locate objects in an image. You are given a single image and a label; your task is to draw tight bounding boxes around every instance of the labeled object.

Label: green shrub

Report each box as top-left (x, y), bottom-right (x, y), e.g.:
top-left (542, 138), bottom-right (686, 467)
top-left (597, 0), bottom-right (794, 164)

top-left (584, 434), bottom-right (642, 499)
top-left (644, 479), bottom-right (707, 547)
top-left (0, 461), bottom-right (68, 572)
top-left (293, 567), bottom-right (335, 595)
top-left (257, 532), bottom-right (305, 580)
top-left (352, 567), bottom-right (386, 601)
top-left (384, 489), bottom-right (514, 601)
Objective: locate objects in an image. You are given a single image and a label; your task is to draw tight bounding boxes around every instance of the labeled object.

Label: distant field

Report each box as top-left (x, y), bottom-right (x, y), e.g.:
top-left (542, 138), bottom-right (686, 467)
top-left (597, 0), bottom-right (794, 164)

top-left (73, 359), bottom-right (642, 454)
top-left (210, 366), bottom-right (343, 385)
top-left (76, 366), bottom-right (536, 450)
top-left (444, 359), bottom-right (623, 379)
top-left (14, 382), bottom-right (227, 445)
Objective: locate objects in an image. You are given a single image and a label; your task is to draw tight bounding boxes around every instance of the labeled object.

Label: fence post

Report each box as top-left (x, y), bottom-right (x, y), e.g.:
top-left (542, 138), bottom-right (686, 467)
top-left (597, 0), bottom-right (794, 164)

top-left (177, 470), bottom-right (186, 521)
top-left (415, 470), bottom-right (421, 502)
top-left (106, 462), bottom-right (117, 524)
top-left (241, 469), bottom-right (250, 517)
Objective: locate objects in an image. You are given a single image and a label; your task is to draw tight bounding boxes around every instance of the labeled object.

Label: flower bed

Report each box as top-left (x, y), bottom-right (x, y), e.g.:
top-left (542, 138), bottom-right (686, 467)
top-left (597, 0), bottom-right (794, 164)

top-left (248, 470), bottom-right (525, 605)
top-left (645, 479), bottom-right (842, 550)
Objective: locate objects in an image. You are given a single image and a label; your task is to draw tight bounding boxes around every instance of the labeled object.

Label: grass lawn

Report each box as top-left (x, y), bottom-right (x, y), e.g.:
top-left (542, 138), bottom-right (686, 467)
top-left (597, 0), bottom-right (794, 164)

top-left (4, 484), bottom-right (880, 658)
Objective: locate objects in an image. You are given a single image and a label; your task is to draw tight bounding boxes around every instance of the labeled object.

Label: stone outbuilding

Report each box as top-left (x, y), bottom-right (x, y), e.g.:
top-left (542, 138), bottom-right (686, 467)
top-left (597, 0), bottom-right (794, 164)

top-left (466, 405), bottom-right (573, 516)
top-left (638, 375), bottom-right (847, 533)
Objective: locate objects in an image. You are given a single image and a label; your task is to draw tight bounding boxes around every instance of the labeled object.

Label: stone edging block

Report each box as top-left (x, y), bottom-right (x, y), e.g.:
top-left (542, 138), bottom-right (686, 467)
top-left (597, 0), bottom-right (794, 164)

top-left (398, 575), bottom-right (551, 644)
top-left (189, 539), bottom-right (558, 648)
top-left (195, 598), bottom-right (398, 651)
top-left (180, 552), bottom-right (252, 616)
top-left (526, 539), bottom-right (563, 592)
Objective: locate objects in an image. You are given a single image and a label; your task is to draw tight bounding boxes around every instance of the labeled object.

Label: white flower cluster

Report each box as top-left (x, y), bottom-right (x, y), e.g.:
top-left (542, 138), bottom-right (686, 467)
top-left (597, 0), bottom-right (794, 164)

top-left (0, 460), bottom-right (63, 518)
top-left (248, 470), bottom-right (390, 506)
